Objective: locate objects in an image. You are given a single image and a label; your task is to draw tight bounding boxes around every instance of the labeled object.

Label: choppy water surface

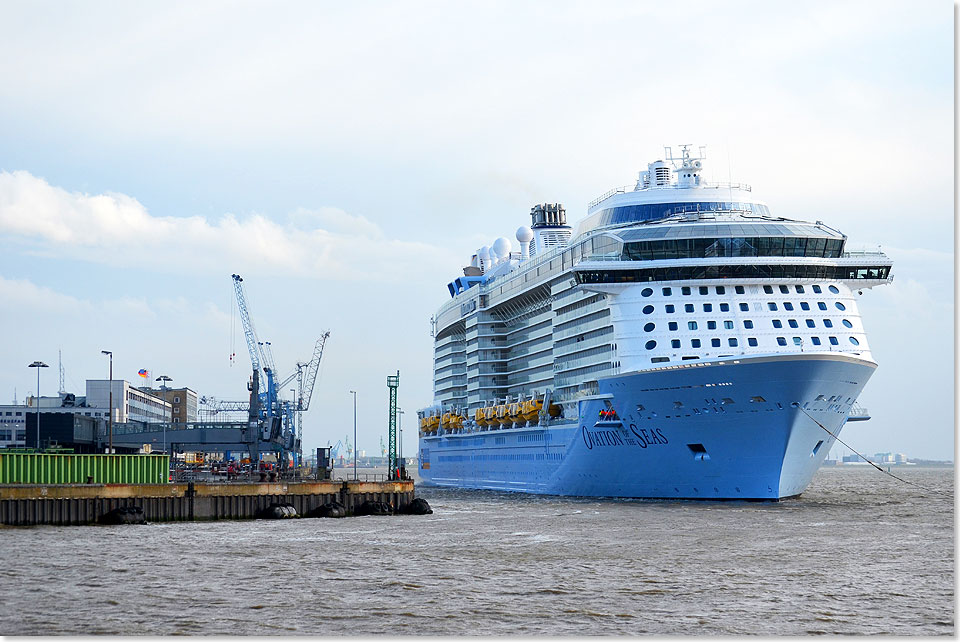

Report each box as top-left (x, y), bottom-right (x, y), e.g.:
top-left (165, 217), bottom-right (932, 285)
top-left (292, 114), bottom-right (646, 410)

top-left (0, 466), bottom-right (953, 635)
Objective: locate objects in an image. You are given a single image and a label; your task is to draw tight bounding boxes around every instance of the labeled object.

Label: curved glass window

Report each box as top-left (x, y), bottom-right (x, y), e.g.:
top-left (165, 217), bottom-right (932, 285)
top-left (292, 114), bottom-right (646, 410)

top-left (835, 302), bottom-right (846, 311)
top-left (622, 236), bottom-right (844, 261)
top-left (641, 287), bottom-right (653, 297)
top-left (645, 340), bottom-right (657, 350)
top-left (828, 285), bottom-right (840, 294)
top-left (842, 319), bottom-right (853, 328)
top-left (591, 201), bottom-right (772, 229)
top-left (643, 322), bottom-right (656, 332)
top-left (642, 305), bottom-right (654, 314)
top-left (849, 336), bottom-right (860, 346)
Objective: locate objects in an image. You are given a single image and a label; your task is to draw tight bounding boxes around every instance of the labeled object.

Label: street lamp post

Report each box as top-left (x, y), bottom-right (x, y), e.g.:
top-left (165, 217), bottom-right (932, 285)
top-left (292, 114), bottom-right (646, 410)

top-left (156, 375), bottom-right (172, 454)
top-left (349, 390), bottom-right (357, 481)
top-left (28, 361), bottom-right (48, 449)
top-left (101, 351), bottom-right (113, 454)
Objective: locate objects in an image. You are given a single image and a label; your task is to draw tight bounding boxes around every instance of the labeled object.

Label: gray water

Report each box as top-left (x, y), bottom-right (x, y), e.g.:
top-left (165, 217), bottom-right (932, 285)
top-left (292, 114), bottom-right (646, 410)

top-left (0, 466), bottom-right (953, 636)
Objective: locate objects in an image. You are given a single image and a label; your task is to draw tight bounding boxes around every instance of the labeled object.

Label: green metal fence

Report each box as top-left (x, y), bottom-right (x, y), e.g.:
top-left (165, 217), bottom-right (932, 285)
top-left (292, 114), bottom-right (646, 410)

top-left (0, 453), bottom-right (170, 485)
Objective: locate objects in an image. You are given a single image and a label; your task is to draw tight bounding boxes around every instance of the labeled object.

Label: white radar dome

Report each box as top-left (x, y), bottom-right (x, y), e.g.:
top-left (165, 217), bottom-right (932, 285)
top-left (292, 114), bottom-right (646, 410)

top-left (478, 246), bottom-right (490, 258)
top-left (492, 237), bottom-right (513, 258)
top-left (516, 226), bottom-right (534, 243)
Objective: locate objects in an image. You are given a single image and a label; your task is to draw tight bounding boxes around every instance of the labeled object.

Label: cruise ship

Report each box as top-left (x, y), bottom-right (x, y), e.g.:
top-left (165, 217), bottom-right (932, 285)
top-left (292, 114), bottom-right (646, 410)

top-left (417, 145), bottom-right (892, 500)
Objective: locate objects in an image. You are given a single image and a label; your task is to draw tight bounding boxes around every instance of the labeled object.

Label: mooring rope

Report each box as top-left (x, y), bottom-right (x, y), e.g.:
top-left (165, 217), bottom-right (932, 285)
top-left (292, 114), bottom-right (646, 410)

top-left (794, 403), bottom-right (951, 497)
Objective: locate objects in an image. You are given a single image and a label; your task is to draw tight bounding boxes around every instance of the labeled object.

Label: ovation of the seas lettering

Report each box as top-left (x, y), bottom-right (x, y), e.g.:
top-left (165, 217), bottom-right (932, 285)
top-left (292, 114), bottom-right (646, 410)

top-left (582, 425), bottom-right (668, 450)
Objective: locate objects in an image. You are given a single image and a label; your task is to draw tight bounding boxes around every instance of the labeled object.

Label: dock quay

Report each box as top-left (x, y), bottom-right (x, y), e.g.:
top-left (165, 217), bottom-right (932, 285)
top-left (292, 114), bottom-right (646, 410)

top-left (0, 479), bottom-right (415, 526)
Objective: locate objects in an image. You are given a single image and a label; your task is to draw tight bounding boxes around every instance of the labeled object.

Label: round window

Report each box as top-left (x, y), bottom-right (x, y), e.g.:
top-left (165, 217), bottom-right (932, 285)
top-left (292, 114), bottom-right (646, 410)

top-left (641, 287), bottom-right (653, 297)
top-left (849, 336), bottom-right (860, 346)
top-left (643, 322), bottom-right (655, 332)
top-left (642, 305), bottom-right (655, 315)
top-left (835, 302), bottom-right (846, 311)
top-left (828, 285), bottom-right (840, 294)
top-left (645, 340), bottom-right (657, 350)
top-left (842, 319), bottom-right (853, 328)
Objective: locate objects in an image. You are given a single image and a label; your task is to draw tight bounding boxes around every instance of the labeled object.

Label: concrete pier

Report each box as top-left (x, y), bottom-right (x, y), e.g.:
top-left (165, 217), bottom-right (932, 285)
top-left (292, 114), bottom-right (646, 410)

top-left (0, 479), bottom-right (415, 526)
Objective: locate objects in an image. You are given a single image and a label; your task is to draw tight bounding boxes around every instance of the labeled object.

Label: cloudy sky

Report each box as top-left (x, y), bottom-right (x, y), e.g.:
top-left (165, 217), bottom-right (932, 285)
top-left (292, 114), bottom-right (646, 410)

top-left (0, 1), bottom-right (953, 460)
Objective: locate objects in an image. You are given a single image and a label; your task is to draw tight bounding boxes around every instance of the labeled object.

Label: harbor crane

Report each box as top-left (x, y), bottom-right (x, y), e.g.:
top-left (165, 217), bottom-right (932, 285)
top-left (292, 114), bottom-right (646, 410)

top-left (230, 273), bottom-right (330, 467)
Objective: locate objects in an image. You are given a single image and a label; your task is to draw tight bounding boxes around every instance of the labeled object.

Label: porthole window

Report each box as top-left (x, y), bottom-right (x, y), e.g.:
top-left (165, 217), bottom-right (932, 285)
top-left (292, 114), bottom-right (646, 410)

top-left (812, 285), bottom-right (822, 294)
top-left (711, 338), bottom-right (721, 347)
top-left (793, 337), bottom-right (802, 346)
top-left (828, 285), bottom-right (840, 294)
top-left (795, 285), bottom-right (805, 294)
top-left (645, 340), bottom-right (657, 350)
top-left (806, 319), bottom-right (816, 328)
top-left (768, 302), bottom-right (778, 311)
top-left (811, 337), bottom-right (821, 346)
top-left (666, 304), bottom-right (675, 313)
top-left (728, 338), bottom-right (738, 347)
top-left (779, 285), bottom-right (789, 294)
top-left (662, 287), bottom-right (672, 296)
top-left (800, 302), bottom-right (810, 311)
top-left (788, 319), bottom-right (798, 329)
top-left (671, 339), bottom-right (681, 348)
top-left (724, 320), bottom-right (734, 329)
top-left (691, 339), bottom-right (701, 348)
top-left (772, 320), bottom-right (782, 329)
top-left (707, 321), bottom-right (717, 330)
top-left (763, 285), bottom-right (773, 294)
top-left (641, 287), bottom-right (654, 297)
top-left (744, 320), bottom-right (754, 329)
top-left (643, 322), bottom-right (656, 332)
top-left (818, 302), bottom-right (828, 311)
top-left (829, 336), bottom-right (839, 345)
top-left (835, 302), bottom-right (846, 311)
top-left (703, 303), bottom-right (713, 312)
top-left (668, 322), bottom-right (678, 331)
top-left (688, 321), bottom-right (698, 330)
top-left (716, 286), bottom-right (726, 295)
top-left (720, 303), bottom-right (729, 312)
top-left (682, 286), bottom-right (691, 295)
top-left (735, 286), bottom-right (745, 294)
top-left (842, 319), bottom-right (853, 328)
top-left (849, 336), bottom-right (860, 346)
top-left (699, 286), bottom-right (708, 295)
top-left (777, 337), bottom-right (787, 346)
top-left (684, 304), bottom-right (694, 313)
top-left (642, 305), bottom-right (655, 314)
top-left (739, 303), bottom-right (749, 311)
top-left (824, 319), bottom-right (833, 328)
top-left (784, 302), bottom-right (794, 311)
top-left (748, 337), bottom-right (758, 347)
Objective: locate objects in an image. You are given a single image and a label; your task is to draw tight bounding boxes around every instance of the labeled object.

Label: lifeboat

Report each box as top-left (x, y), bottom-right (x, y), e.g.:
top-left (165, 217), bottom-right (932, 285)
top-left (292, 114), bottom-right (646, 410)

top-left (520, 398), bottom-right (542, 422)
top-left (440, 412), bottom-right (452, 430)
top-left (474, 407), bottom-right (488, 426)
top-left (483, 405), bottom-right (498, 426)
top-left (547, 403), bottom-right (562, 418)
top-left (495, 404), bottom-right (510, 426)
top-left (426, 412), bottom-right (440, 432)
top-left (507, 402), bottom-right (522, 424)
top-left (452, 414), bottom-right (464, 431)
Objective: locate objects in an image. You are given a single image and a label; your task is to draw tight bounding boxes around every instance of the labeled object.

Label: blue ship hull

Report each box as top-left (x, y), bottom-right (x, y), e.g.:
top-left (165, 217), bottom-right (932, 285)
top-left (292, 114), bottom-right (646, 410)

top-left (418, 353), bottom-right (876, 500)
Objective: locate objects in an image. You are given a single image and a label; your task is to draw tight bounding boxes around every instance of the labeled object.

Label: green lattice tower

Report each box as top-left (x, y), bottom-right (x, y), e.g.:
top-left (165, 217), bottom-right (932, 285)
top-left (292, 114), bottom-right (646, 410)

top-left (386, 371), bottom-right (400, 480)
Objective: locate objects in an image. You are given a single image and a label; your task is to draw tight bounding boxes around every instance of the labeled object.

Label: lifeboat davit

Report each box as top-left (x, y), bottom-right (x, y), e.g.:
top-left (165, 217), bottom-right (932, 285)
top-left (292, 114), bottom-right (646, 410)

top-left (520, 398), bottom-right (542, 422)
top-left (507, 402), bottom-right (522, 424)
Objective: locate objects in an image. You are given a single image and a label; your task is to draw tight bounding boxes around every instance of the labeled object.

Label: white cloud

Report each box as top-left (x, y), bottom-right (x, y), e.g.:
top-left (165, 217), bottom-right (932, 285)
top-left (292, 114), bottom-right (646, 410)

top-left (0, 170), bottom-right (458, 281)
